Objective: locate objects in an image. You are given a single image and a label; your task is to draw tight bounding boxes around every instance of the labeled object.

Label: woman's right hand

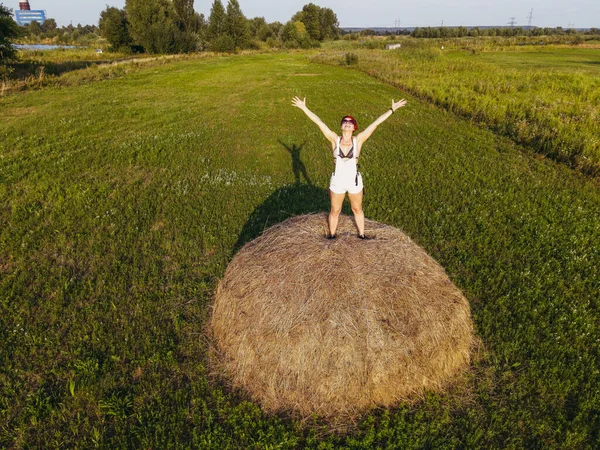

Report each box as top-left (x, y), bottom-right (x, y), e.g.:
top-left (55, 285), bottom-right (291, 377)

top-left (291, 96), bottom-right (306, 109)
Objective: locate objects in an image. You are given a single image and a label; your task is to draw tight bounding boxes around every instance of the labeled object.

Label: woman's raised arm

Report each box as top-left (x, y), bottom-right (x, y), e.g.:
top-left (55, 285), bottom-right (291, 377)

top-left (356, 99), bottom-right (407, 147)
top-left (292, 97), bottom-right (338, 146)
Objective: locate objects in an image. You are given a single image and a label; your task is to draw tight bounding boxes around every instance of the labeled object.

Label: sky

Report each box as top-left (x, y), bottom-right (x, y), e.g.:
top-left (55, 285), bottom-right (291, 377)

top-left (9, 0), bottom-right (600, 29)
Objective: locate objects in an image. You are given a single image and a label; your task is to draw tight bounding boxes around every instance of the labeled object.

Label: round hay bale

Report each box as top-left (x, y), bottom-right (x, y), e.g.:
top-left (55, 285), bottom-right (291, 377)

top-left (210, 214), bottom-right (473, 421)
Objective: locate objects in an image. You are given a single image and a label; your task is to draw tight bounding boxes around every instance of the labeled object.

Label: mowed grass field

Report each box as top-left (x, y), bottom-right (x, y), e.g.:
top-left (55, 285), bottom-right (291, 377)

top-left (1, 52), bottom-right (600, 448)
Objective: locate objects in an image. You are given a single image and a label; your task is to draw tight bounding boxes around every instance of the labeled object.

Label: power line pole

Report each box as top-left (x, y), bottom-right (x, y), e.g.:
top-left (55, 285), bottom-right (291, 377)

top-left (527, 9), bottom-right (533, 27)
top-left (508, 17), bottom-right (517, 27)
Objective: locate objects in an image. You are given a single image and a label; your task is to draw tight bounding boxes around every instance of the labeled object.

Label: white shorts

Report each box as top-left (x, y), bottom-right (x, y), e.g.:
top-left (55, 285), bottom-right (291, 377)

top-left (329, 172), bottom-right (363, 195)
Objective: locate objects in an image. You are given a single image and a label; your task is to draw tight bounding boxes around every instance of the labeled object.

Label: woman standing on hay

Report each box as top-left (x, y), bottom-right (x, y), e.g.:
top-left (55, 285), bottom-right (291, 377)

top-left (291, 96), bottom-right (407, 239)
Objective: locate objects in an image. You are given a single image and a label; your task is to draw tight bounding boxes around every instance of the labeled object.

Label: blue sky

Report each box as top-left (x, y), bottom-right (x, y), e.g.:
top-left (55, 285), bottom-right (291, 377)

top-left (10, 0), bottom-right (600, 28)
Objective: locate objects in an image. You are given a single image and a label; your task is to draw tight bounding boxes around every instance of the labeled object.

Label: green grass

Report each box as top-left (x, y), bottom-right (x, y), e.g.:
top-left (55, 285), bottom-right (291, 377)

top-left (475, 48), bottom-right (600, 74)
top-left (1, 48), bottom-right (195, 95)
top-left (1, 52), bottom-right (600, 448)
top-left (313, 43), bottom-right (600, 176)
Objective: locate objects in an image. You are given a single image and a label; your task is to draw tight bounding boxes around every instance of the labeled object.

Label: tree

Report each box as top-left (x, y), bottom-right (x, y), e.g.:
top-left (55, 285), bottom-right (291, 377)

top-left (301, 3), bottom-right (320, 40)
top-left (269, 21), bottom-right (283, 37)
top-left (280, 20), bottom-right (317, 48)
top-left (0, 4), bottom-right (20, 63)
top-left (249, 16), bottom-right (272, 41)
top-left (125, 0), bottom-right (197, 53)
top-left (40, 18), bottom-right (58, 36)
top-left (280, 20), bottom-right (302, 48)
top-left (289, 3), bottom-right (339, 42)
top-left (226, 0), bottom-right (250, 49)
top-left (207, 0), bottom-right (227, 40)
top-left (126, 0), bottom-right (154, 50)
top-left (193, 12), bottom-right (207, 46)
top-left (290, 11), bottom-right (303, 23)
top-left (319, 7), bottom-right (338, 40)
top-left (126, 0), bottom-right (171, 52)
top-left (99, 7), bottom-right (133, 51)
top-left (173, 0), bottom-right (196, 32)
top-left (27, 20), bottom-right (42, 36)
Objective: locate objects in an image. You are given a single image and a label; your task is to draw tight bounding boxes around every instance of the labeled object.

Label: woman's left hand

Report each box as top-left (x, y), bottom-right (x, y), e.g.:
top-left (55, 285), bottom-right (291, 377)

top-left (391, 99), bottom-right (407, 112)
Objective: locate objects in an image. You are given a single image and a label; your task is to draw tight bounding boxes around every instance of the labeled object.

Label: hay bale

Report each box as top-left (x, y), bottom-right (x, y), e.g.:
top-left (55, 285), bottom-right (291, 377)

top-left (210, 214), bottom-right (473, 421)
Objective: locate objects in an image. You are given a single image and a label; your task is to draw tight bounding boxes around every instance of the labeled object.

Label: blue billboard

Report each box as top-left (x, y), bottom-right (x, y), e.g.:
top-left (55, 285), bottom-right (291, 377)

top-left (15, 9), bottom-right (46, 26)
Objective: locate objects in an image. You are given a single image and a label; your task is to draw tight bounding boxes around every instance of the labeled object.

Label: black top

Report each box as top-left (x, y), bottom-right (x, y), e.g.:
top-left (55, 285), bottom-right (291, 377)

top-left (338, 139), bottom-right (354, 159)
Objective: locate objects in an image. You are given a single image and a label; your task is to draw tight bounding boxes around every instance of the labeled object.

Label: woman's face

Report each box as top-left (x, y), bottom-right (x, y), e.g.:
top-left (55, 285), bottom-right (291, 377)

top-left (341, 118), bottom-right (356, 132)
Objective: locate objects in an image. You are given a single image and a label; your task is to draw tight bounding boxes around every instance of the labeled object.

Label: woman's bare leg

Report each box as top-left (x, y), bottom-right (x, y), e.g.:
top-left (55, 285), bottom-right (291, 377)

top-left (348, 190), bottom-right (365, 236)
top-left (328, 191), bottom-right (345, 236)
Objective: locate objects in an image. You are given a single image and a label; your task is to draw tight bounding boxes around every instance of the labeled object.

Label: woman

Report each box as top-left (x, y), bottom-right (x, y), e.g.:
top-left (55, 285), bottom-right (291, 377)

top-left (291, 96), bottom-right (407, 239)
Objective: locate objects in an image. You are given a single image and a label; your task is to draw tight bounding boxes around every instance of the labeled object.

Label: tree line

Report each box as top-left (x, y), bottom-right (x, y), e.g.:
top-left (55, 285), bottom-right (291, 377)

top-left (411, 26), bottom-right (600, 39)
top-left (99, 0), bottom-right (339, 53)
top-left (22, 20), bottom-right (100, 46)
top-left (0, 0), bottom-right (339, 62)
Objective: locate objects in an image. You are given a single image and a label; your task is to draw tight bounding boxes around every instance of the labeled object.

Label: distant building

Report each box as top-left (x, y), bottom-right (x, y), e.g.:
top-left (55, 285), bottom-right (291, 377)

top-left (14, 1), bottom-right (46, 26)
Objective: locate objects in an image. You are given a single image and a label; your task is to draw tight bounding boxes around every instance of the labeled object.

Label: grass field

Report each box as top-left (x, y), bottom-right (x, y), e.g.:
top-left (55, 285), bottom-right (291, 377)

top-left (314, 42), bottom-right (600, 176)
top-left (1, 51), bottom-right (600, 448)
top-left (1, 47), bottom-right (193, 95)
top-left (475, 48), bottom-right (600, 74)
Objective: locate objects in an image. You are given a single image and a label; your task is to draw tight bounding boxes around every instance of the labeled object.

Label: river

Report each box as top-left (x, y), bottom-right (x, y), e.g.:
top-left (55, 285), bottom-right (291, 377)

top-left (15, 44), bottom-right (78, 51)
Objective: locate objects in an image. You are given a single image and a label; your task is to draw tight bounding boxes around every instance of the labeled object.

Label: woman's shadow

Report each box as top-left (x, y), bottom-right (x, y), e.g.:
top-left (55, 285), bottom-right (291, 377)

top-left (279, 139), bottom-right (312, 185)
top-left (235, 140), bottom-right (347, 250)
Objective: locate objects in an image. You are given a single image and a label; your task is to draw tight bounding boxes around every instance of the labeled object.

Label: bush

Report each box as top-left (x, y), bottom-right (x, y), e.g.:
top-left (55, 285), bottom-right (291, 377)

top-left (211, 34), bottom-right (235, 52)
top-left (283, 39), bottom-right (299, 49)
top-left (265, 37), bottom-right (279, 48)
top-left (0, 64), bottom-right (14, 81)
top-left (344, 52), bottom-right (358, 65)
top-left (360, 39), bottom-right (385, 50)
top-left (300, 37), bottom-right (320, 49)
top-left (247, 39), bottom-right (262, 50)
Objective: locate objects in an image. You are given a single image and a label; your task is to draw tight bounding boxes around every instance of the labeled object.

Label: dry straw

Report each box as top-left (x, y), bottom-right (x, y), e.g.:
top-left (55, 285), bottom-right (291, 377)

top-left (210, 214), bottom-right (473, 423)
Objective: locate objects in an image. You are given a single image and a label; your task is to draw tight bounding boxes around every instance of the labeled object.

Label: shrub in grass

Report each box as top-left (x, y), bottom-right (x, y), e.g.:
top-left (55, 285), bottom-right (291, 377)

top-left (211, 35), bottom-right (236, 53)
top-left (210, 214), bottom-right (473, 423)
top-left (344, 52), bottom-right (358, 65)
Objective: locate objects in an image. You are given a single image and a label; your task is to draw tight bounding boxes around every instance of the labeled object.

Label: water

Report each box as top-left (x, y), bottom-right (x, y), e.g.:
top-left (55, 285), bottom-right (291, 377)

top-left (15, 44), bottom-right (78, 51)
